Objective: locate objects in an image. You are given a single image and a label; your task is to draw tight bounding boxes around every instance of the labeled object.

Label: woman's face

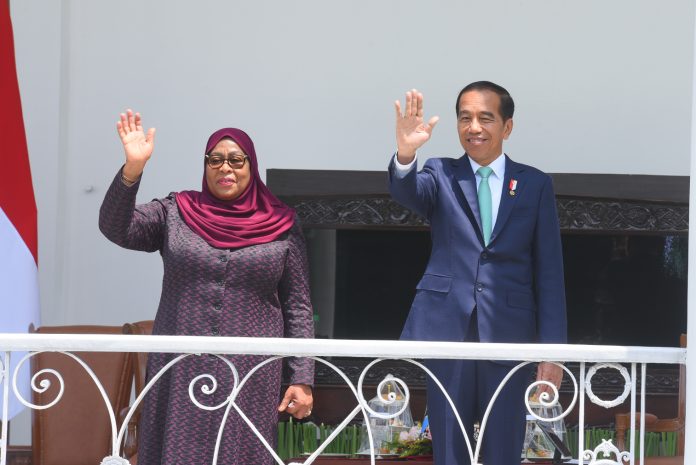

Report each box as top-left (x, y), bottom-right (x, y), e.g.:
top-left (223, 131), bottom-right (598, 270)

top-left (205, 138), bottom-right (252, 201)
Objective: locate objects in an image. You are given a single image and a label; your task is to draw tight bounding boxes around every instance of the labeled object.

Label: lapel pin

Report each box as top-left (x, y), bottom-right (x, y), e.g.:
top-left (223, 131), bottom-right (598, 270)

top-left (509, 179), bottom-right (518, 196)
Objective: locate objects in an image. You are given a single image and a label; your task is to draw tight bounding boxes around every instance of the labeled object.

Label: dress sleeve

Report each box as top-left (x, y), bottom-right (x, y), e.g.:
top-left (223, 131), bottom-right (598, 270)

top-left (279, 221), bottom-right (315, 386)
top-left (98, 168), bottom-right (167, 252)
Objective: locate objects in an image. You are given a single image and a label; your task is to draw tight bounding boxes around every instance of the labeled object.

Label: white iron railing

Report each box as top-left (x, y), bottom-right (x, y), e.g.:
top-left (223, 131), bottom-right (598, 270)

top-left (0, 334), bottom-right (688, 465)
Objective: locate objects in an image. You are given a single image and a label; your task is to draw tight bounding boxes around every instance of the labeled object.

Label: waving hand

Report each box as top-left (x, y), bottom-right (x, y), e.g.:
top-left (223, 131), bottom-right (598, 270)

top-left (117, 109), bottom-right (156, 181)
top-left (394, 89), bottom-right (439, 164)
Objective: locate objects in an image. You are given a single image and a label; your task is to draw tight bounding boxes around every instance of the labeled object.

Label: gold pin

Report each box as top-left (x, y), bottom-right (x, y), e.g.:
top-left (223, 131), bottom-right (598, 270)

top-left (509, 190), bottom-right (516, 196)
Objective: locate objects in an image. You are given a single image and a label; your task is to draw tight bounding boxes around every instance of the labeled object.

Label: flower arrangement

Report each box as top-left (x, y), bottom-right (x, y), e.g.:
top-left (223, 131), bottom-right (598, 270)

top-left (386, 423), bottom-right (433, 458)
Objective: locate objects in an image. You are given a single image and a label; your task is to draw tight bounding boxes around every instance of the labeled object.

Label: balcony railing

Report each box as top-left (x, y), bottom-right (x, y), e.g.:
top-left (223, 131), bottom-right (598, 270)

top-left (0, 334), bottom-right (687, 465)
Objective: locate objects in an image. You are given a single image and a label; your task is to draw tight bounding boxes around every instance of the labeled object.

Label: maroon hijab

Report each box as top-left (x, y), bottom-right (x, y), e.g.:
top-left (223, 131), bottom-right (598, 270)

top-left (175, 128), bottom-right (295, 249)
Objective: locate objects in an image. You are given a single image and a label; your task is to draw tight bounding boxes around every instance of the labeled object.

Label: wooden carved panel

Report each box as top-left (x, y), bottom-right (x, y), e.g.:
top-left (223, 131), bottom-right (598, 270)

top-left (315, 359), bottom-right (680, 396)
top-left (288, 197), bottom-right (688, 234)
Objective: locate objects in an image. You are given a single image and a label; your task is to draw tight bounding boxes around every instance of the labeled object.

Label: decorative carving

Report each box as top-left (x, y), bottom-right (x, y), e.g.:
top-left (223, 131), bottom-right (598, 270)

top-left (314, 359), bottom-right (680, 397)
top-left (286, 197), bottom-right (687, 233)
top-left (315, 358), bottom-right (428, 386)
top-left (556, 199), bottom-right (687, 233)
top-left (291, 198), bottom-right (428, 228)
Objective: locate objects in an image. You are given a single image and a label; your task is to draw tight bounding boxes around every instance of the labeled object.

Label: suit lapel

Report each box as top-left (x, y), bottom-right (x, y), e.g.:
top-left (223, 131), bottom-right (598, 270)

top-left (453, 156), bottom-right (483, 235)
top-left (489, 155), bottom-right (525, 245)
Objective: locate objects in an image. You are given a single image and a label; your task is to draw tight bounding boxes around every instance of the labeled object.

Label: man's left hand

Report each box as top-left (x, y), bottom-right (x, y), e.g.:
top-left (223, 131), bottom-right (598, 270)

top-left (278, 384), bottom-right (313, 419)
top-left (534, 362), bottom-right (563, 400)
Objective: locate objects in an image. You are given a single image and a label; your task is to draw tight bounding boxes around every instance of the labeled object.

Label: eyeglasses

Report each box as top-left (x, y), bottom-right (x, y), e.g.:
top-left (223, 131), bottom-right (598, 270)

top-left (205, 154), bottom-right (248, 169)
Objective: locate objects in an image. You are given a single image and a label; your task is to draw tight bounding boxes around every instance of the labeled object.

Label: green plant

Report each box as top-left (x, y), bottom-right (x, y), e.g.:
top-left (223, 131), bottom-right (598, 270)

top-left (386, 437), bottom-right (433, 458)
top-left (276, 420), bottom-right (361, 460)
top-left (563, 426), bottom-right (677, 458)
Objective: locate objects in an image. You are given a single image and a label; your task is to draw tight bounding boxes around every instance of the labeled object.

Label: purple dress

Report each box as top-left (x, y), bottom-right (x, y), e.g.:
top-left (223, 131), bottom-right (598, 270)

top-left (99, 172), bottom-right (314, 465)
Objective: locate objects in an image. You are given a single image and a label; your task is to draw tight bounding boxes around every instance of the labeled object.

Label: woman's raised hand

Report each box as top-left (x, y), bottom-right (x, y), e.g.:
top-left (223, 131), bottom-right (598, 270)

top-left (117, 109), bottom-right (156, 180)
top-left (394, 89), bottom-right (439, 164)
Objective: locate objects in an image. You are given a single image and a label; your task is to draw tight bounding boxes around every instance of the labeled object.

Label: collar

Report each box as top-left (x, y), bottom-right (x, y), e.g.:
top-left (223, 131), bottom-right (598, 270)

top-left (468, 153), bottom-right (506, 179)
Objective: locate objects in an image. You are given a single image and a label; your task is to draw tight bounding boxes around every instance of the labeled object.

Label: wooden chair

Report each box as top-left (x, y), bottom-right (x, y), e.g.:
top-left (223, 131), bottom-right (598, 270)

top-left (121, 320), bottom-right (155, 464)
top-left (615, 334), bottom-right (686, 465)
top-left (31, 325), bottom-right (134, 465)
top-left (122, 320), bottom-right (154, 395)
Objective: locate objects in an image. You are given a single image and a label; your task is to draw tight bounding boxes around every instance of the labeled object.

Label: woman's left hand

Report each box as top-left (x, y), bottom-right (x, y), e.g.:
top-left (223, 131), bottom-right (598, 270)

top-left (278, 384), bottom-right (313, 419)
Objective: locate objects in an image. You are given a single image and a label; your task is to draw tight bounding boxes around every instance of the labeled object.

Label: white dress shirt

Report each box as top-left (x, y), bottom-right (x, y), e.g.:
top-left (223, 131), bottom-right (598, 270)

top-left (393, 153), bottom-right (506, 229)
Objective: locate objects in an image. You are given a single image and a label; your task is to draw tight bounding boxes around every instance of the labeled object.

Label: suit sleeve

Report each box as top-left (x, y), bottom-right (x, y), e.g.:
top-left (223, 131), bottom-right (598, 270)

top-left (387, 154), bottom-right (438, 220)
top-left (98, 168), bottom-right (167, 252)
top-left (533, 176), bottom-right (567, 343)
top-left (279, 221), bottom-right (315, 386)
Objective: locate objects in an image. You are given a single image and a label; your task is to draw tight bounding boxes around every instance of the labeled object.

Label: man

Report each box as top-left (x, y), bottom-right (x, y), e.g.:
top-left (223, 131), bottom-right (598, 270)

top-left (389, 82), bottom-right (567, 465)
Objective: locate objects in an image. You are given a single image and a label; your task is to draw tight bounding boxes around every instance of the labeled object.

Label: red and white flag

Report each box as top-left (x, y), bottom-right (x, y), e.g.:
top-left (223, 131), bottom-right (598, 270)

top-left (0, 1), bottom-right (40, 419)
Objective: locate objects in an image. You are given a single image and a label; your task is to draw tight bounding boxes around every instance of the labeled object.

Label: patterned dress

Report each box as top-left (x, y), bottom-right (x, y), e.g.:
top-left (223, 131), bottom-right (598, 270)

top-left (99, 171), bottom-right (314, 465)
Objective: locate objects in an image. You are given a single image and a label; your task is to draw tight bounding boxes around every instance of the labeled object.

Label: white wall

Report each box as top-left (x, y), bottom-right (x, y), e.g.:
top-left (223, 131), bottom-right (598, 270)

top-left (11, 0), bottom-right (695, 327)
top-left (7, 0), bottom-right (695, 443)
top-left (11, 0), bottom-right (694, 328)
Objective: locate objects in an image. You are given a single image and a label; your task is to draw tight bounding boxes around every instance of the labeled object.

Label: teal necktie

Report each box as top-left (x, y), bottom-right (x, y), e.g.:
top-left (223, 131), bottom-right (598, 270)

top-left (477, 166), bottom-right (493, 246)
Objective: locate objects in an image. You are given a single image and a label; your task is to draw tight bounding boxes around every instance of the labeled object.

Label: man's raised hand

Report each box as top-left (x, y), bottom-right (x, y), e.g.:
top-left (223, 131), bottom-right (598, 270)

top-left (395, 89), bottom-right (439, 164)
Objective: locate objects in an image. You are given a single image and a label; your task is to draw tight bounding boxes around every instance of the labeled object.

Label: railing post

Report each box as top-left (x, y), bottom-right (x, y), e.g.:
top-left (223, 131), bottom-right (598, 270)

top-left (630, 364), bottom-right (636, 465)
top-left (1, 352), bottom-right (10, 465)
top-left (578, 362), bottom-right (586, 465)
top-left (685, 5), bottom-right (696, 461)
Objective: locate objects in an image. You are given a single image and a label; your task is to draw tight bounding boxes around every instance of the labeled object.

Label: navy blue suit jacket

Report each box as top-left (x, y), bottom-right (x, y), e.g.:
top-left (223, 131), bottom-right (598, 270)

top-left (389, 154), bottom-right (567, 345)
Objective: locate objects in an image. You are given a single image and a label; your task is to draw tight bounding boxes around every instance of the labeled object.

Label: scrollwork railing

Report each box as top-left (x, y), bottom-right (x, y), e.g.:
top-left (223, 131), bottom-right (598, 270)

top-left (0, 335), bottom-right (687, 465)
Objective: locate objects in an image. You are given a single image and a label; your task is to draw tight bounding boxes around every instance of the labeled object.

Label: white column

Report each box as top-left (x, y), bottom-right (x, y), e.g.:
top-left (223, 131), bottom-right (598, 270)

top-left (684, 5), bottom-right (696, 462)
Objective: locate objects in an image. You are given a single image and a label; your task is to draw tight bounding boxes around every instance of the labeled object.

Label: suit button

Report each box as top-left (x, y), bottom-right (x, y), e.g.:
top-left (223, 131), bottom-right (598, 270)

top-left (213, 303), bottom-right (222, 311)
top-left (481, 252), bottom-right (488, 260)
top-left (476, 283), bottom-right (483, 292)
top-left (219, 255), bottom-right (227, 263)
top-left (211, 326), bottom-right (220, 336)
top-left (216, 279), bottom-right (225, 287)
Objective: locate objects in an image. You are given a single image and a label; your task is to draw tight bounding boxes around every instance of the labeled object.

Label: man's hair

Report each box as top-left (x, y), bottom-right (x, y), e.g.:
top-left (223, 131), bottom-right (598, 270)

top-left (455, 81), bottom-right (514, 121)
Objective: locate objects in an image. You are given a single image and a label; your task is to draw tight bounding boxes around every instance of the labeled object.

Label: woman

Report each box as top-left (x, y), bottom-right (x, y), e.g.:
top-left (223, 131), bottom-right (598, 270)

top-left (99, 110), bottom-right (314, 465)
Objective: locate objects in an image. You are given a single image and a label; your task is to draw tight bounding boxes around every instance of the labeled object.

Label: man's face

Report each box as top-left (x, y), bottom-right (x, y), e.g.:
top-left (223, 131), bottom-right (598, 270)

top-left (457, 89), bottom-right (513, 166)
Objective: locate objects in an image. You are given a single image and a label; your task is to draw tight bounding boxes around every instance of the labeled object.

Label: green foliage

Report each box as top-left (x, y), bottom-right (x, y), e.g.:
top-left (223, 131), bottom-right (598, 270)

top-left (278, 421), bottom-right (679, 461)
top-left (385, 437), bottom-right (433, 458)
top-left (564, 426), bottom-right (677, 458)
top-left (276, 419), bottom-right (361, 461)
top-left (625, 430), bottom-right (678, 457)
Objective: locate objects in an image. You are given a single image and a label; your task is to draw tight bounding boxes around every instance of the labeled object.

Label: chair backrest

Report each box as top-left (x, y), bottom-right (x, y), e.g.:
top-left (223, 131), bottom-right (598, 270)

top-left (31, 325), bottom-right (133, 465)
top-left (121, 320), bottom-right (155, 463)
top-left (121, 320), bottom-right (154, 394)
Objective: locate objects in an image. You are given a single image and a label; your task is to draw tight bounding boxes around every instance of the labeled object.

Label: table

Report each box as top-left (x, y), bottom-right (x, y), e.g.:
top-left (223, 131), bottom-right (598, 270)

top-left (287, 456), bottom-right (433, 465)
top-left (287, 457), bottom-right (564, 465)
